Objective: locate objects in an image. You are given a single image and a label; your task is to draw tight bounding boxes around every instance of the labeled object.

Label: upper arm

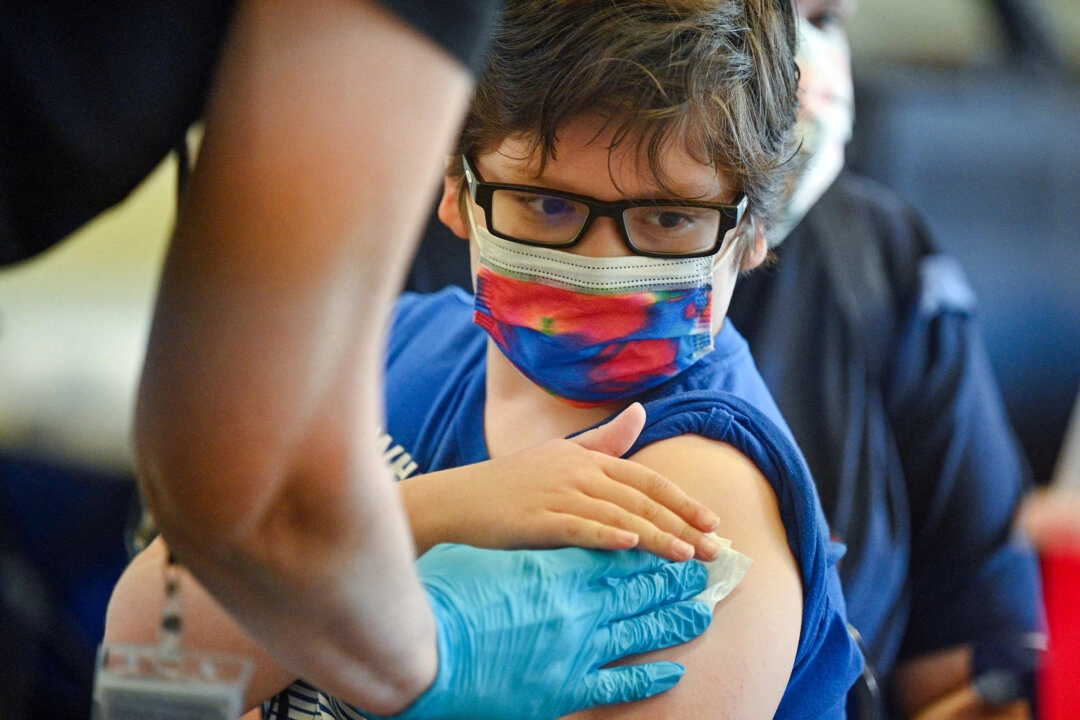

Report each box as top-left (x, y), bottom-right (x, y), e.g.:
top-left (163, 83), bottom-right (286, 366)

top-left (566, 434), bottom-right (803, 719)
top-left (126, 1), bottom-right (481, 708)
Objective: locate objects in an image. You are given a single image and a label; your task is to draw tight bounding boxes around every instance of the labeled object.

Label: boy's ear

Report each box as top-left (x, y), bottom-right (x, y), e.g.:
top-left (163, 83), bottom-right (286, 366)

top-left (740, 224), bottom-right (768, 271)
top-left (437, 176), bottom-right (470, 240)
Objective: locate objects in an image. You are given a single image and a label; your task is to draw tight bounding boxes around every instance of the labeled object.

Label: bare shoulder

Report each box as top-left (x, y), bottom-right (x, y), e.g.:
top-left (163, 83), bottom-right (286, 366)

top-left (567, 433), bottom-right (804, 719)
top-left (104, 537), bottom-right (296, 711)
top-left (633, 435), bottom-right (796, 563)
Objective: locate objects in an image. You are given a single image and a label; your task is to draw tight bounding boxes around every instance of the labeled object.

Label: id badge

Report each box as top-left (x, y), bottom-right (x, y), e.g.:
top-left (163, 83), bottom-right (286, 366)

top-left (93, 642), bottom-right (253, 720)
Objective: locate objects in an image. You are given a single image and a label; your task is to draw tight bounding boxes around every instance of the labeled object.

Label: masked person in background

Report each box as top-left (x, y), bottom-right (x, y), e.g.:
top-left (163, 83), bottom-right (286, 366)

top-left (727, 0), bottom-right (1045, 716)
top-left (107, 0), bottom-right (865, 717)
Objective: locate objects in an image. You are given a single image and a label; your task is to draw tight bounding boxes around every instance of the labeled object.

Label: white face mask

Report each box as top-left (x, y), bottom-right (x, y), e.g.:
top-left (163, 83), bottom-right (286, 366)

top-left (768, 16), bottom-right (855, 246)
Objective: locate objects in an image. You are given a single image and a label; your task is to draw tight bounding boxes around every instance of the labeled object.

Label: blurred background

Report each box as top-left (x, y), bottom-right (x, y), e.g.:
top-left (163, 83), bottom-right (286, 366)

top-left (0, 0), bottom-right (1077, 717)
top-left (846, 0), bottom-right (1080, 489)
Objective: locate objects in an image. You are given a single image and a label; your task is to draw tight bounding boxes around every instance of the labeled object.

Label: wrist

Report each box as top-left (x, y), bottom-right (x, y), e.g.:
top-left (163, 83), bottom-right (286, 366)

top-left (400, 473), bottom-right (461, 555)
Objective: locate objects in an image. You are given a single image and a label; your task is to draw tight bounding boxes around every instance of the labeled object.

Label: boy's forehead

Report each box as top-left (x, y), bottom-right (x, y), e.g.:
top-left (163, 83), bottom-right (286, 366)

top-left (492, 123), bottom-right (735, 201)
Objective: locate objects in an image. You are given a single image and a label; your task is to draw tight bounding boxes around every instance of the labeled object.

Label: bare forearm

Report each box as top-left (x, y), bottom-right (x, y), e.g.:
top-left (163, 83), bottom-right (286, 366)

top-left (134, 0), bottom-right (473, 711)
top-left (136, 298), bottom-right (438, 709)
top-left (894, 646), bottom-right (1032, 720)
top-left (145, 460), bottom-right (438, 713)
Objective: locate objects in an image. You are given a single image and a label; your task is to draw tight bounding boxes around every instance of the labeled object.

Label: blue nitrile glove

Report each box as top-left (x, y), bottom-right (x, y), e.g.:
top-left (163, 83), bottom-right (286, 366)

top-left (363, 543), bottom-right (711, 720)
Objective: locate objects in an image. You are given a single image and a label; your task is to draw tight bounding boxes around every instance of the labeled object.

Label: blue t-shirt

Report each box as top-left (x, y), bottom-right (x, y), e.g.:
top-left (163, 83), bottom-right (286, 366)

top-left (381, 287), bottom-right (864, 718)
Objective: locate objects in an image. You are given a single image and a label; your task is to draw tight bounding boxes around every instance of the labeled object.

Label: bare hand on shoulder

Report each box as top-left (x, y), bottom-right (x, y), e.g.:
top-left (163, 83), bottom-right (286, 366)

top-left (401, 403), bottom-right (723, 562)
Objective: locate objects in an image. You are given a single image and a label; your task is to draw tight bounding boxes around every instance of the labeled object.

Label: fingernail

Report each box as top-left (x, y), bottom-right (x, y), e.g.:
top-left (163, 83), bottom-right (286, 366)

top-left (698, 535), bottom-right (722, 560)
top-left (673, 539), bottom-right (695, 561)
top-left (697, 508), bottom-right (720, 531)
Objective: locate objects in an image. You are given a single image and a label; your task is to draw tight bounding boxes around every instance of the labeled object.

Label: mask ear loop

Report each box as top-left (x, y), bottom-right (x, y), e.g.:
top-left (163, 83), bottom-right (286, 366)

top-left (710, 214), bottom-right (748, 274)
top-left (463, 195), bottom-right (491, 295)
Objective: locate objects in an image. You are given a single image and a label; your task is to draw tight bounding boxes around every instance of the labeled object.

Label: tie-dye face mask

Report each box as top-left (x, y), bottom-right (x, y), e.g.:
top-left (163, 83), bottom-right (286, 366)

top-left (469, 203), bottom-right (720, 407)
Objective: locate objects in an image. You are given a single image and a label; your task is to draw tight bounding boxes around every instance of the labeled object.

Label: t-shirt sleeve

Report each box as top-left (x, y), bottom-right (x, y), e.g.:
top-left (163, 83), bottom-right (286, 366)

top-left (375, 0), bottom-right (505, 74)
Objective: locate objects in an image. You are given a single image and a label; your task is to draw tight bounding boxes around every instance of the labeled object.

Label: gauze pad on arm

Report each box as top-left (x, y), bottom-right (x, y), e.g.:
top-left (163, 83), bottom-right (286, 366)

top-left (692, 533), bottom-right (753, 611)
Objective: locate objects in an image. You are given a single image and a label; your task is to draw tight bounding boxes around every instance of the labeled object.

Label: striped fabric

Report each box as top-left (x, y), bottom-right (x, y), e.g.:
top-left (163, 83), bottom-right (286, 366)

top-left (263, 679), bottom-right (372, 720)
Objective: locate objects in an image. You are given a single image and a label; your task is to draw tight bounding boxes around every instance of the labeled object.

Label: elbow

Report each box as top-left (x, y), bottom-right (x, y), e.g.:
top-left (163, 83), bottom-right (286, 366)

top-left (132, 408), bottom-right (278, 555)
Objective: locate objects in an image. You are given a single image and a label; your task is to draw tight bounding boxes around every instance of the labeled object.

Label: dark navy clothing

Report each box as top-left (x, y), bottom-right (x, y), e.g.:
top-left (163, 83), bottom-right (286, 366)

top-left (728, 171), bottom-right (1044, 698)
top-left (0, 0), bottom-right (503, 265)
top-left (383, 288), bottom-right (864, 719)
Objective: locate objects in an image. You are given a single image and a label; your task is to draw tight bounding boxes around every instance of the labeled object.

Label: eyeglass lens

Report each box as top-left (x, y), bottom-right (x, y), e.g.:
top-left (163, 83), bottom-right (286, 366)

top-left (489, 188), bottom-right (723, 256)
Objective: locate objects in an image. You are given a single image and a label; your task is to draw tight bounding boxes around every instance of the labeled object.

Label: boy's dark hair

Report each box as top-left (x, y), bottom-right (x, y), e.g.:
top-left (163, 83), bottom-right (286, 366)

top-left (453, 0), bottom-right (800, 241)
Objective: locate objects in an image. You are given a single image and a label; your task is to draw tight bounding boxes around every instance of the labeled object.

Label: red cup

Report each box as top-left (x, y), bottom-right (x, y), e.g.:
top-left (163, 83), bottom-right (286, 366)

top-left (1039, 549), bottom-right (1080, 719)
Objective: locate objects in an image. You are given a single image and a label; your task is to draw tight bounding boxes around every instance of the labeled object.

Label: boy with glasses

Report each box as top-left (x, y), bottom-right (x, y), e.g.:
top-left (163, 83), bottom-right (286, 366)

top-left (383, 0), bottom-right (861, 716)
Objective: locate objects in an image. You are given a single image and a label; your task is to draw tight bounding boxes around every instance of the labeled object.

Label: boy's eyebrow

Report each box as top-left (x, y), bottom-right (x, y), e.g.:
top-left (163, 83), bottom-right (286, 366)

top-left (490, 164), bottom-right (734, 205)
top-left (503, 178), bottom-right (733, 205)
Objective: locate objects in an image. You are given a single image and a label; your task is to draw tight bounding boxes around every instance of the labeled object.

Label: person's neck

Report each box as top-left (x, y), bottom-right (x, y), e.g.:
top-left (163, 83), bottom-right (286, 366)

top-left (483, 342), bottom-right (628, 459)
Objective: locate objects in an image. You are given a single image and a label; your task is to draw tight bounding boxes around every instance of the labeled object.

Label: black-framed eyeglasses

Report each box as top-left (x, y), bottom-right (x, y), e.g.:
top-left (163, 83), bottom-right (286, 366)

top-left (462, 156), bottom-right (747, 259)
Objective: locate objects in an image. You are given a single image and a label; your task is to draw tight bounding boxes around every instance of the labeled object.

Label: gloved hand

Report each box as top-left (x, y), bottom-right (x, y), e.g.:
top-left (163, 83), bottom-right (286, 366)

top-left (363, 543), bottom-right (711, 720)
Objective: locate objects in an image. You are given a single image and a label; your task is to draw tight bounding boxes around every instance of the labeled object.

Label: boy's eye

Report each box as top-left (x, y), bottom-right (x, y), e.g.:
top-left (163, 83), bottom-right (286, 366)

top-left (509, 192), bottom-right (578, 219)
top-left (533, 196), bottom-right (576, 217)
top-left (635, 208), bottom-right (711, 233)
top-left (653, 211), bottom-right (692, 229)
